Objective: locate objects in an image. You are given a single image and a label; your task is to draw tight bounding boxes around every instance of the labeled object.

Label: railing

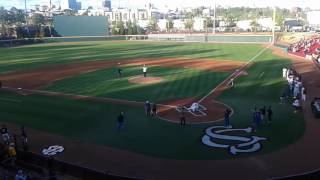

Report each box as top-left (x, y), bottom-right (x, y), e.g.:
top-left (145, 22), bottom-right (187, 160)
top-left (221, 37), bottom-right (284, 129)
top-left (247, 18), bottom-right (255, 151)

top-left (16, 150), bottom-right (142, 180)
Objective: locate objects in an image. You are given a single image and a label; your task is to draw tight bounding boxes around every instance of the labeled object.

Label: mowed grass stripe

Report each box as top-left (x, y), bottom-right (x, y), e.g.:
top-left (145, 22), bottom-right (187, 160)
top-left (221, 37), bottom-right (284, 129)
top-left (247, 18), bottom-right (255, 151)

top-left (0, 41), bottom-right (263, 74)
top-left (43, 66), bottom-right (230, 102)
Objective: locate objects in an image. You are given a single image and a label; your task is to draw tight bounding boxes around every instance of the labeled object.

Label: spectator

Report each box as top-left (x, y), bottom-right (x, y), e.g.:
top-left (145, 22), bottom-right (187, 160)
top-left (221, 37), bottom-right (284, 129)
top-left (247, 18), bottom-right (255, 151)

top-left (292, 98), bottom-right (301, 113)
top-left (20, 126), bottom-right (28, 151)
top-left (15, 170), bottom-right (27, 180)
top-left (1, 125), bottom-right (10, 145)
top-left (8, 143), bottom-right (17, 165)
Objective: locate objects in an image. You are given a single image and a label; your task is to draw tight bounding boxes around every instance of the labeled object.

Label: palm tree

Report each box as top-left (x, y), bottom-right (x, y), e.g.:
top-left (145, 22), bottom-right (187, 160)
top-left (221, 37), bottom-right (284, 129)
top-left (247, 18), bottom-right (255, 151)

top-left (166, 18), bottom-right (174, 32)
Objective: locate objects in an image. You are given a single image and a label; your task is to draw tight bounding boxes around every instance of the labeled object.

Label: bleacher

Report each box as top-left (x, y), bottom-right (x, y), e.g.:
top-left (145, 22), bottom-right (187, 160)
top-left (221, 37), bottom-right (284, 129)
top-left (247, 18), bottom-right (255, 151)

top-left (287, 36), bottom-right (320, 68)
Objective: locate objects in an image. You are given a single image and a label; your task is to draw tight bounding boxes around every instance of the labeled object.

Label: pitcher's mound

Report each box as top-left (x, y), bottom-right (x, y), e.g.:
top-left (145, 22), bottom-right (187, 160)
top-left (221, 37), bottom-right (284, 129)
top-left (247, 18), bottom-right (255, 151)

top-left (128, 76), bottom-right (164, 85)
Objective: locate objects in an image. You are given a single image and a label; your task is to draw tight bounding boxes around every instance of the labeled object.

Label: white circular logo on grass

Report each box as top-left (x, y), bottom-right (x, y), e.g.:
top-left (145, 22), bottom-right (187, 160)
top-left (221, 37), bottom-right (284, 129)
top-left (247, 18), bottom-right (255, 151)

top-left (42, 145), bottom-right (64, 156)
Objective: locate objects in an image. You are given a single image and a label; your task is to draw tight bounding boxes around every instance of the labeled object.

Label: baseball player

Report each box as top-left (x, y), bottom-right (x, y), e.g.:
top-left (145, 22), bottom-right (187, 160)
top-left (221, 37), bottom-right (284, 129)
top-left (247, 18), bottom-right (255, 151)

top-left (117, 68), bottom-right (122, 77)
top-left (143, 65), bottom-right (147, 77)
top-left (228, 78), bottom-right (234, 88)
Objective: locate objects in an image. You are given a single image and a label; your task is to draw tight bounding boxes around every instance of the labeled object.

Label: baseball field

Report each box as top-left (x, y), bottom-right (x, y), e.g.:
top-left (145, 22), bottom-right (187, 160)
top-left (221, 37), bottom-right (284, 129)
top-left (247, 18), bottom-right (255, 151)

top-left (0, 40), bottom-right (305, 162)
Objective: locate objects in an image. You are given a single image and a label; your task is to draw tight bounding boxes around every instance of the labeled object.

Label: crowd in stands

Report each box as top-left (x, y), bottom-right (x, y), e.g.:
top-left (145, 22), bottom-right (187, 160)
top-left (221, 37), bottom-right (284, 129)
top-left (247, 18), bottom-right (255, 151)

top-left (0, 125), bottom-right (61, 180)
top-left (288, 36), bottom-right (320, 64)
top-left (0, 36), bottom-right (17, 41)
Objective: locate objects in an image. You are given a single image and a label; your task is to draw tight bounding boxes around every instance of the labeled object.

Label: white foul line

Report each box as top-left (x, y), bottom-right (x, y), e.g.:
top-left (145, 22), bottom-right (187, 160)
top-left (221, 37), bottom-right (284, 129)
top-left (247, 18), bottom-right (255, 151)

top-left (198, 44), bottom-right (272, 103)
top-left (259, 72), bottom-right (265, 79)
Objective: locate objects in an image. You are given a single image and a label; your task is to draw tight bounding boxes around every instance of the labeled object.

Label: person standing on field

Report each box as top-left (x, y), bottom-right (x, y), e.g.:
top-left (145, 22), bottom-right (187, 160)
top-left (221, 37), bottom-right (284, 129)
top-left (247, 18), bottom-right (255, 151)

top-left (144, 101), bottom-right (151, 116)
top-left (117, 68), bottom-right (122, 77)
top-left (180, 110), bottom-right (186, 126)
top-left (301, 87), bottom-right (307, 101)
top-left (142, 64), bottom-right (147, 77)
top-left (224, 108), bottom-right (231, 127)
top-left (117, 112), bottom-right (125, 131)
top-left (151, 103), bottom-right (157, 116)
top-left (267, 106), bottom-right (273, 126)
top-left (260, 106), bottom-right (266, 124)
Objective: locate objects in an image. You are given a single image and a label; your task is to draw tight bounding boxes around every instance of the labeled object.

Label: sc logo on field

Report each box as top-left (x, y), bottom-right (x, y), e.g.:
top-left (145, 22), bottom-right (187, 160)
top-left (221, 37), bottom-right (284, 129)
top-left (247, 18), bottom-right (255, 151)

top-left (202, 126), bottom-right (267, 155)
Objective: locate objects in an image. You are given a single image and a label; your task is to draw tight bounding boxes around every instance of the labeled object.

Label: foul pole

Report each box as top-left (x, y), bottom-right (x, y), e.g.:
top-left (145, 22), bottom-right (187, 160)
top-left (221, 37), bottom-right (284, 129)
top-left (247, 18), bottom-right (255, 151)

top-left (272, 6), bottom-right (276, 45)
top-left (25, 0), bottom-right (28, 24)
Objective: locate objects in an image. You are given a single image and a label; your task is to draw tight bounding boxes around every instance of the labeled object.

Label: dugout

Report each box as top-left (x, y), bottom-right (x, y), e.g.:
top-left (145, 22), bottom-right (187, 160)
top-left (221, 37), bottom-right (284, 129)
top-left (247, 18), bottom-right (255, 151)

top-left (53, 16), bottom-right (109, 37)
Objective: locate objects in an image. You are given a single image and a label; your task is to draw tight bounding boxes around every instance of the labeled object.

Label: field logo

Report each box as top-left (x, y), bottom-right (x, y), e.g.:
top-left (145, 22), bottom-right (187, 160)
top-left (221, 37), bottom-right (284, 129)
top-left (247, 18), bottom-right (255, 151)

top-left (42, 145), bottom-right (65, 156)
top-left (202, 126), bottom-right (267, 155)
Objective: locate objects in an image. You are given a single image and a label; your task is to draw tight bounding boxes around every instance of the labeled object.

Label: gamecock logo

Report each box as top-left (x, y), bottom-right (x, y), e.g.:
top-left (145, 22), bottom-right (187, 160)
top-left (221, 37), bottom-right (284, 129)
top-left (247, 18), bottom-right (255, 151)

top-left (42, 145), bottom-right (65, 156)
top-left (202, 126), bottom-right (267, 155)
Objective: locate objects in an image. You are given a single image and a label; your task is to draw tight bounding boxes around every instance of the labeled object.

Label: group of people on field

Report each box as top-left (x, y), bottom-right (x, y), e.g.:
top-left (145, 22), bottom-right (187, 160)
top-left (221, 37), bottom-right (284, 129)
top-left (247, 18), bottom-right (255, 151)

top-left (282, 67), bottom-right (306, 113)
top-left (116, 100), bottom-right (158, 131)
top-left (144, 101), bottom-right (157, 117)
top-left (251, 106), bottom-right (273, 129)
top-left (115, 67), bottom-right (311, 131)
top-left (117, 64), bottom-right (148, 78)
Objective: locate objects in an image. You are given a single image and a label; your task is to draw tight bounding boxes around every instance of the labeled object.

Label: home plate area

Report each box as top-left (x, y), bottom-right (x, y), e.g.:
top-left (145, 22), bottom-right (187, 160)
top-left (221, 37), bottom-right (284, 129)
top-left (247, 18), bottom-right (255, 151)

top-left (176, 103), bottom-right (207, 116)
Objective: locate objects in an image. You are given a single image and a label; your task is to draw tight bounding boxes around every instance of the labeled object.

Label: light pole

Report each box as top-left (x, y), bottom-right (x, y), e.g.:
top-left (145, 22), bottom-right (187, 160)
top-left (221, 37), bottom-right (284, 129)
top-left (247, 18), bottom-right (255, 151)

top-left (213, 0), bottom-right (216, 34)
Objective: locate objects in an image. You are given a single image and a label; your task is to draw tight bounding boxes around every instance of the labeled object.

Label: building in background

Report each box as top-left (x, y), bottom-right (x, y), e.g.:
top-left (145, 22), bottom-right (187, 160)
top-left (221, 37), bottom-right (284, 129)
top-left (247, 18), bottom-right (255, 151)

top-left (307, 11), bottom-right (320, 29)
top-left (102, 0), bottom-right (112, 11)
top-left (61, 0), bottom-right (81, 11)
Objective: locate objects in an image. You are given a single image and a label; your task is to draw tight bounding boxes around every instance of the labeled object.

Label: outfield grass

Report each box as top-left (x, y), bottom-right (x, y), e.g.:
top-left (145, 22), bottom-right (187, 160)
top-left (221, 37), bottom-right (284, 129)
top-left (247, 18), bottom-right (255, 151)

top-left (42, 66), bottom-right (230, 102)
top-left (0, 41), bottom-right (264, 74)
top-left (0, 42), bottom-right (305, 159)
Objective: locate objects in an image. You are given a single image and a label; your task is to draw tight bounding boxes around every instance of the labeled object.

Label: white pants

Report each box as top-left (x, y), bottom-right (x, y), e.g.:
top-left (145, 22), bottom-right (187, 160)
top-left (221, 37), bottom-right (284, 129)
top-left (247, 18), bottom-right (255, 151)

top-left (302, 94), bottom-right (306, 101)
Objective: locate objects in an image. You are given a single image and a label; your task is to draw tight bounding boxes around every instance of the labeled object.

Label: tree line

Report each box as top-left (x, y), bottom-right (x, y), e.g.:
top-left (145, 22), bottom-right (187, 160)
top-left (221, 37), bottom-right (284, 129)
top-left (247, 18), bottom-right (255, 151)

top-left (0, 7), bottom-right (58, 39)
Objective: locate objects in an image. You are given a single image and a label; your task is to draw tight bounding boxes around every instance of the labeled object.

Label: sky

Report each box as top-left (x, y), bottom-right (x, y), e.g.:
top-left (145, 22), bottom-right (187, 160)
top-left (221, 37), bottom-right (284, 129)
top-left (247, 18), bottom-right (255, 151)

top-left (0, 0), bottom-right (319, 10)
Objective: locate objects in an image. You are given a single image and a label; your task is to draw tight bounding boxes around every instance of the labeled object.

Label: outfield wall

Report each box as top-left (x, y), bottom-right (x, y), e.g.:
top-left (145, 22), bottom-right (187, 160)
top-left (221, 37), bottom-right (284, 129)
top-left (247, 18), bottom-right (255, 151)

top-left (53, 16), bottom-right (109, 37)
top-left (146, 34), bottom-right (273, 43)
top-left (0, 34), bottom-right (273, 47)
top-left (0, 36), bottom-right (126, 47)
